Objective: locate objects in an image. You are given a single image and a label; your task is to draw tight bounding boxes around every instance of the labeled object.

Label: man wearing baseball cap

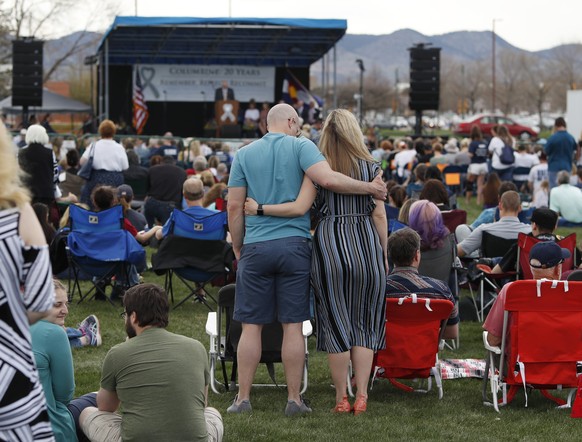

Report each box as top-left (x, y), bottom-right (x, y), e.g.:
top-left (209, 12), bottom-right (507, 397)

top-left (487, 207), bottom-right (560, 274)
top-left (484, 241), bottom-right (571, 346)
top-left (117, 184), bottom-right (147, 232)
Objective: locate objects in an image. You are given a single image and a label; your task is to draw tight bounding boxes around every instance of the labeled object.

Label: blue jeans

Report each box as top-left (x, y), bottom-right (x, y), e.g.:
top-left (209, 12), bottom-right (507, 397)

top-left (66, 327), bottom-right (83, 348)
top-left (548, 170), bottom-right (558, 190)
top-left (491, 167), bottom-right (514, 182)
top-left (144, 197), bottom-right (174, 227)
top-left (558, 217), bottom-right (582, 227)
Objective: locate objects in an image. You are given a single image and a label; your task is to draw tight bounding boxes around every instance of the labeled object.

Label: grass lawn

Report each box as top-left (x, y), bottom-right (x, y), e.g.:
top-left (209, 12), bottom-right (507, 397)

top-left (66, 198), bottom-right (582, 441)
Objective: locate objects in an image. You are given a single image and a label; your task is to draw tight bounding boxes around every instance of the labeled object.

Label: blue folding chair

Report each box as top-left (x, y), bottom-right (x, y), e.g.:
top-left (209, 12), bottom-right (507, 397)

top-left (67, 204), bottom-right (145, 305)
top-left (384, 204), bottom-right (400, 222)
top-left (152, 209), bottom-right (233, 309)
top-left (389, 218), bottom-right (407, 234)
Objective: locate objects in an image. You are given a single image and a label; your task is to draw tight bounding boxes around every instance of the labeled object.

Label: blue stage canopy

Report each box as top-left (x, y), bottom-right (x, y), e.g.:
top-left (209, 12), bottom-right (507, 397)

top-left (97, 16), bottom-right (347, 67)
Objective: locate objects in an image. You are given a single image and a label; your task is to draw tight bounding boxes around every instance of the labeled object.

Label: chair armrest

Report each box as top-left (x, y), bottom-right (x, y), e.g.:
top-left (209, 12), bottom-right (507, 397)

top-left (302, 319), bottom-right (313, 337)
top-left (483, 331), bottom-right (501, 354)
top-left (206, 312), bottom-right (217, 337)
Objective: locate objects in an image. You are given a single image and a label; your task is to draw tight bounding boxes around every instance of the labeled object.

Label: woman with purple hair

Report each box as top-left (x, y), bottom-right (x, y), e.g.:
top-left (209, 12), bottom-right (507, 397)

top-left (408, 199), bottom-right (450, 251)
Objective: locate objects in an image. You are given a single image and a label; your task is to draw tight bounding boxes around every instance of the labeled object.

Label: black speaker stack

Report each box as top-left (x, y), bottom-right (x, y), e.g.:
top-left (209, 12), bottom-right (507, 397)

top-left (408, 44), bottom-right (440, 112)
top-left (12, 39), bottom-right (44, 108)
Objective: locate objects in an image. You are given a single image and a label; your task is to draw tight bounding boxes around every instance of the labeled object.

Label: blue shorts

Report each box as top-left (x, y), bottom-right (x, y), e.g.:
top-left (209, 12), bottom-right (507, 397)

top-left (234, 236), bottom-right (311, 324)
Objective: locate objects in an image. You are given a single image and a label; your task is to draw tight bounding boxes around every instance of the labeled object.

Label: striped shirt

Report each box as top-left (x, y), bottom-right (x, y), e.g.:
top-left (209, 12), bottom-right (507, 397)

top-left (386, 267), bottom-right (459, 325)
top-left (0, 207), bottom-right (55, 440)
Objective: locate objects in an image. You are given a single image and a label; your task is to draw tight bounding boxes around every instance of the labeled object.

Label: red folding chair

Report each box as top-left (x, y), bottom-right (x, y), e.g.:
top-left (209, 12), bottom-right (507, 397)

top-left (482, 280), bottom-right (582, 412)
top-left (372, 295), bottom-right (454, 399)
top-left (516, 232), bottom-right (577, 280)
top-left (441, 209), bottom-right (467, 234)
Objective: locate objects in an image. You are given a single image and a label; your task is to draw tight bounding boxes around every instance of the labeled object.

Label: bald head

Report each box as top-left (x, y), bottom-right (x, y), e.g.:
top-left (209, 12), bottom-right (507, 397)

top-left (183, 178), bottom-right (204, 203)
top-left (267, 103), bottom-right (300, 136)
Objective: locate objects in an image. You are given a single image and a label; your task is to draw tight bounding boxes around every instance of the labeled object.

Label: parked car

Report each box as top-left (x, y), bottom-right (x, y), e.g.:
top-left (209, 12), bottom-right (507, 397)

top-left (454, 115), bottom-right (538, 139)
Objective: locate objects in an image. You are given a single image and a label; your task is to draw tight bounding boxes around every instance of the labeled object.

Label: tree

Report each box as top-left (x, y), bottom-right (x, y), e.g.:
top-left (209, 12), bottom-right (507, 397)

top-left (362, 65), bottom-right (393, 114)
top-left (520, 54), bottom-right (553, 129)
top-left (547, 44), bottom-right (582, 110)
top-left (0, 0), bottom-right (117, 84)
top-left (496, 49), bottom-right (527, 115)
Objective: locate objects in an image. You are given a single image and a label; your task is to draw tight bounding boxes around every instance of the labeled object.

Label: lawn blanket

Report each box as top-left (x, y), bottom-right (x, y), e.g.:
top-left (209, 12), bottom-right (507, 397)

top-left (440, 358), bottom-right (486, 379)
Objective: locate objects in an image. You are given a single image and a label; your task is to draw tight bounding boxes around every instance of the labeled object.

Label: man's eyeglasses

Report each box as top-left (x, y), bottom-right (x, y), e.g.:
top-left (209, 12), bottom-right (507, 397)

top-left (288, 117), bottom-right (301, 138)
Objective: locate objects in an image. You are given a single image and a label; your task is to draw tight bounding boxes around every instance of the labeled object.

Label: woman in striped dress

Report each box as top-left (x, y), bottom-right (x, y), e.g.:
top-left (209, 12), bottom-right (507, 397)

top-left (244, 109), bottom-right (387, 415)
top-left (0, 121), bottom-right (56, 440)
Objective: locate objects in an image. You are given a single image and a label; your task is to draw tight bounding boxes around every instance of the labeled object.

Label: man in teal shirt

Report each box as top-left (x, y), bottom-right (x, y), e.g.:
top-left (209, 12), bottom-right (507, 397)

top-left (227, 103), bottom-right (386, 415)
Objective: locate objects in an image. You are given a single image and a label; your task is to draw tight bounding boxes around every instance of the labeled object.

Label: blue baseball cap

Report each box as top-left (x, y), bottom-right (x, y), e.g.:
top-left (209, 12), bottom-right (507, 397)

top-left (529, 241), bottom-right (570, 269)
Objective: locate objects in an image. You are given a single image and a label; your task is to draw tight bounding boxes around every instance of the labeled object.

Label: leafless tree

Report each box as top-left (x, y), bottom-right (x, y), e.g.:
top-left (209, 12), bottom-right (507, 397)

top-left (496, 49), bottom-right (527, 115)
top-left (362, 65), bottom-right (393, 113)
top-left (520, 54), bottom-right (553, 129)
top-left (0, 0), bottom-right (117, 82)
top-left (547, 44), bottom-right (582, 110)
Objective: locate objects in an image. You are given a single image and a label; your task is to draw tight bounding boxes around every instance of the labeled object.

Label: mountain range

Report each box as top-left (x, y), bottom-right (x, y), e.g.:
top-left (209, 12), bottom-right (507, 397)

top-left (309, 28), bottom-right (580, 84)
top-left (44, 28), bottom-right (580, 85)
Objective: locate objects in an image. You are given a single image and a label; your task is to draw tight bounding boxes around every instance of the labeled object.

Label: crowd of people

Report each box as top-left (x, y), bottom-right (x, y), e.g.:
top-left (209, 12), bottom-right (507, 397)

top-left (2, 103), bottom-right (582, 440)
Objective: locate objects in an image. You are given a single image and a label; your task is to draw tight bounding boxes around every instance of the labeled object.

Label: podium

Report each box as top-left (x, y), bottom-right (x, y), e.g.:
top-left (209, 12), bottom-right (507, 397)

top-left (215, 100), bottom-right (241, 138)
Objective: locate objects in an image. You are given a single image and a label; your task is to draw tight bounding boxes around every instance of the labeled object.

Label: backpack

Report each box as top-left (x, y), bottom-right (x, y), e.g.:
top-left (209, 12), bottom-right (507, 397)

top-left (499, 143), bottom-right (515, 165)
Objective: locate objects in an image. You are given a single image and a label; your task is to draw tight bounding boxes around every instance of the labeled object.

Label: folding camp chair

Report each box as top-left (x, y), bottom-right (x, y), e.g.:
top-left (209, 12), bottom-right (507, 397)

top-left (388, 218), bottom-right (407, 234)
top-left (482, 280), bottom-right (582, 412)
top-left (371, 295), bottom-right (454, 399)
top-left (516, 232), bottom-right (577, 280)
top-left (151, 209), bottom-right (233, 309)
top-left (443, 165), bottom-right (463, 195)
top-left (472, 231), bottom-right (517, 321)
top-left (205, 284), bottom-right (313, 394)
top-left (418, 234), bottom-right (460, 349)
top-left (67, 204), bottom-right (145, 305)
top-left (441, 209), bottom-right (467, 234)
top-left (384, 204), bottom-right (400, 222)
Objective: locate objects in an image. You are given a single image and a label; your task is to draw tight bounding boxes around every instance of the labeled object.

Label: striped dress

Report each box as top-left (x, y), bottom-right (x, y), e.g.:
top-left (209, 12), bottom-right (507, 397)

top-left (311, 160), bottom-right (386, 353)
top-left (0, 207), bottom-right (55, 441)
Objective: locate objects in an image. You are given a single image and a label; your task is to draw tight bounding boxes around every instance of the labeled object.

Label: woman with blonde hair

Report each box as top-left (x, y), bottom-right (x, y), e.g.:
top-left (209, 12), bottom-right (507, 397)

top-left (178, 138), bottom-right (202, 167)
top-left (0, 121), bottom-right (55, 439)
top-left (244, 109), bottom-right (387, 415)
top-left (199, 170), bottom-right (216, 191)
top-left (79, 119), bottom-right (128, 208)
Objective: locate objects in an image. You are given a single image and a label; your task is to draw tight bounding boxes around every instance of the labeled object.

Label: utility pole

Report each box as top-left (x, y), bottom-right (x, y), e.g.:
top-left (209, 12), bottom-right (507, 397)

top-left (356, 59), bottom-right (365, 126)
top-left (492, 18), bottom-right (502, 113)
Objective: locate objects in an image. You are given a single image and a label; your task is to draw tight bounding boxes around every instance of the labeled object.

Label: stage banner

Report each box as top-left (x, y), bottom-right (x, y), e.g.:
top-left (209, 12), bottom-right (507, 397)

top-left (134, 64), bottom-right (275, 103)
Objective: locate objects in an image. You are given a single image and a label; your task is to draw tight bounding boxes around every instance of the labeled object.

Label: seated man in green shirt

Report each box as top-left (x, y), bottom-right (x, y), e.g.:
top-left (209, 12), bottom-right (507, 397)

top-left (79, 284), bottom-right (223, 442)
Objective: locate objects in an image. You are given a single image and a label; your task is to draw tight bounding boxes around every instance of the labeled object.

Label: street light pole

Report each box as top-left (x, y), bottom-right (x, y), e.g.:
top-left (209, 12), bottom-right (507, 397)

top-left (356, 59), bottom-right (365, 126)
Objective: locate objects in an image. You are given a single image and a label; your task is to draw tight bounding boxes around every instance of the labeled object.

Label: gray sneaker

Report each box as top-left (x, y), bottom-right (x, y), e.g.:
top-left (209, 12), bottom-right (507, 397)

top-left (284, 398), bottom-right (312, 417)
top-left (227, 395), bottom-right (252, 414)
top-left (78, 315), bottom-right (102, 346)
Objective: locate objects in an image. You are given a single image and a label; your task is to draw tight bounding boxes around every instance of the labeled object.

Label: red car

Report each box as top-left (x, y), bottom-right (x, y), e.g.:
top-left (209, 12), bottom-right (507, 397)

top-left (454, 115), bottom-right (538, 139)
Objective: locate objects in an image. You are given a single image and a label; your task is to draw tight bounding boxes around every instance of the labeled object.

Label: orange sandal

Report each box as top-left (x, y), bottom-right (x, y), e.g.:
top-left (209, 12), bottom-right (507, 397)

top-left (332, 397), bottom-right (352, 413)
top-left (353, 395), bottom-right (367, 416)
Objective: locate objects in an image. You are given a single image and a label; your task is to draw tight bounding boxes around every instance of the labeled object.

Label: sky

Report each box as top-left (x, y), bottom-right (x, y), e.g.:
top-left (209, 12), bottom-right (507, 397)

top-left (96, 0), bottom-right (582, 52)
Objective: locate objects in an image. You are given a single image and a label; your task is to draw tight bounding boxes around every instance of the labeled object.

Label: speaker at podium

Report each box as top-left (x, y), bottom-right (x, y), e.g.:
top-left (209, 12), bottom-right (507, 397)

top-left (215, 100), bottom-right (241, 138)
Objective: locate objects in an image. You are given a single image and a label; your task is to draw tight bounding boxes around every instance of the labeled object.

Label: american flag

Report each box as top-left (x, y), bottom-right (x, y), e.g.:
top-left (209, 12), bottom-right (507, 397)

top-left (132, 68), bottom-right (149, 135)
